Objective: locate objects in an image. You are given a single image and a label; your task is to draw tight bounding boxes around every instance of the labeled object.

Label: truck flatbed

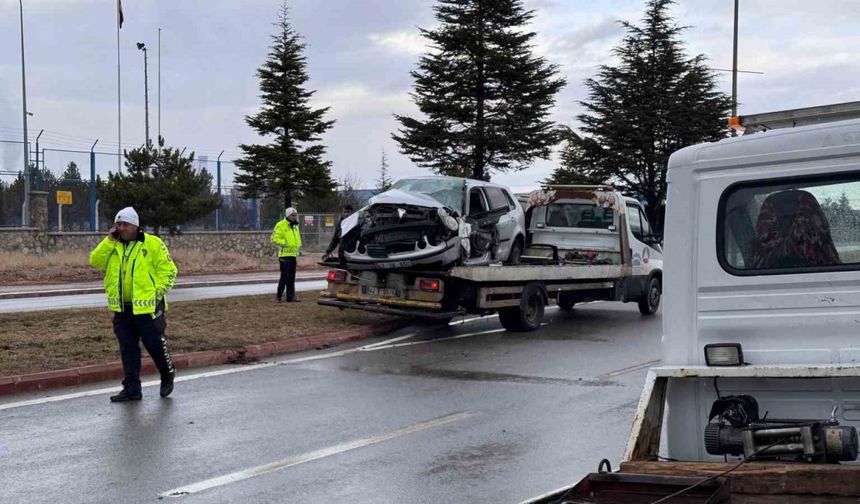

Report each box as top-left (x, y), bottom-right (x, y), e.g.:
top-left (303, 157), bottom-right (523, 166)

top-left (446, 264), bottom-right (626, 283)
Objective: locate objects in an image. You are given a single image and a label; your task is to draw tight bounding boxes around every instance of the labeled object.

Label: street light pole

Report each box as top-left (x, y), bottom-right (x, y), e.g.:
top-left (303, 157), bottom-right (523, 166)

top-left (137, 42), bottom-right (150, 147)
top-left (19, 0), bottom-right (31, 226)
top-left (731, 0), bottom-right (739, 136)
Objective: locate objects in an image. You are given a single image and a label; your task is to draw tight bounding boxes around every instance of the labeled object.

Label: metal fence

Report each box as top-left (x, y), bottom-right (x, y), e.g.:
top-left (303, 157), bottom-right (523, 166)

top-left (0, 139), bottom-right (344, 233)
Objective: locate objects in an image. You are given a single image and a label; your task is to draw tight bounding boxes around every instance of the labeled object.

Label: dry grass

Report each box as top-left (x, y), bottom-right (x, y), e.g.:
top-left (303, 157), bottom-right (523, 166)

top-left (0, 291), bottom-right (390, 376)
top-left (0, 250), bottom-right (323, 285)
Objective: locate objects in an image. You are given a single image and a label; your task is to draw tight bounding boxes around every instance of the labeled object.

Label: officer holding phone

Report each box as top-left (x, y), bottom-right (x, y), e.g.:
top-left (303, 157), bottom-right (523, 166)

top-left (89, 207), bottom-right (178, 402)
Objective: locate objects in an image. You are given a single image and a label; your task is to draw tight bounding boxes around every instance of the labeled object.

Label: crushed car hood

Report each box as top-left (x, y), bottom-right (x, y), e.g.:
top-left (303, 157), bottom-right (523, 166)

top-left (340, 188), bottom-right (449, 236)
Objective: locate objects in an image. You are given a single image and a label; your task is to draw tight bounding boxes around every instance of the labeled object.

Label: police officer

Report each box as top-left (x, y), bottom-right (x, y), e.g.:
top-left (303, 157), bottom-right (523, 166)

top-left (89, 207), bottom-right (178, 402)
top-left (272, 207), bottom-right (302, 303)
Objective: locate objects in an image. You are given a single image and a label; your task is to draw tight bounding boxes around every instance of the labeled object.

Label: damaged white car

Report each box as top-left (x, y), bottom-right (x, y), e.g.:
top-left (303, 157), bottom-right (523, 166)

top-left (340, 177), bottom-right (525, 269)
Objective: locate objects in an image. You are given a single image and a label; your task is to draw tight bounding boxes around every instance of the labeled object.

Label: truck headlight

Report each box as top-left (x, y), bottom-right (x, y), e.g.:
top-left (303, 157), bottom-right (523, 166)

top-left (704, 343), bottom-right (744, 366)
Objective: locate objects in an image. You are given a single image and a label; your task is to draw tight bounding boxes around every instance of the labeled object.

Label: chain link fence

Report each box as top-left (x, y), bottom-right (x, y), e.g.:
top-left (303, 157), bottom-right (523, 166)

top-left (0, 140), bottom-right (348, 234)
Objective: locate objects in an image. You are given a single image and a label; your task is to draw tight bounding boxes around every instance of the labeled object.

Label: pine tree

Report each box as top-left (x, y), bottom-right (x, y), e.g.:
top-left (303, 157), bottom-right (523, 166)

top-left (545, 128), bottom-right (608, 185)
top-left (377, 149), bottom-right (393, 191)
top-left (549, 0), bottom-right (730, 229)
top-left (393, 0), bottom-right (566, 181)
top-left (235, 2), bottom-right (336, 208)
top-left (100, 137), bottom-right (221, 234)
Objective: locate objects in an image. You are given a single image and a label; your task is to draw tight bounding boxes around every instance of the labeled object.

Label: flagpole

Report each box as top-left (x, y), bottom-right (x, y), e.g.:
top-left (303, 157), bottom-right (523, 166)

top-left (116, 0), bottom-right (122, 172)
top-left (158, 27), bottom-right (161, 143)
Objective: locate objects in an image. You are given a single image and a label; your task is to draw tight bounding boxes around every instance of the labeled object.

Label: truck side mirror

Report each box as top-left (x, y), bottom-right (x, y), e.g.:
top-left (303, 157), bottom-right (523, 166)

top-left (647, 233), bottom-right (663, 247)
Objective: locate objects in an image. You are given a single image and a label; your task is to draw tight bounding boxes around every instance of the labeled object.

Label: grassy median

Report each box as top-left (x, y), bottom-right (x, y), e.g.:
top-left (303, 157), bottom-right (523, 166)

top-left (0, 291), bottom-right (390, 376)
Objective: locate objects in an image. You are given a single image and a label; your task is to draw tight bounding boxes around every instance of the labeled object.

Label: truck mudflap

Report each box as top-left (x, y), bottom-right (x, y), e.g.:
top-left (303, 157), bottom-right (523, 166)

top-left (317, 297), bottom-right (464, 321)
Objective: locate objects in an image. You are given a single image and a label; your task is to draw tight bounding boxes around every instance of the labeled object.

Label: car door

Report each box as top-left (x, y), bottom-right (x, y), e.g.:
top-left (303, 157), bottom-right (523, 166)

top-left (484, 186), bottom-right (515, 257)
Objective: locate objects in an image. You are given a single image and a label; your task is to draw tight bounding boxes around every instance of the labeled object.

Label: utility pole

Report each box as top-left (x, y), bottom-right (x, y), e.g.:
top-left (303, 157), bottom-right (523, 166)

top-left (137, 42), bottom-right (150, 147)
top-left (731, 0), bottom-right (739, 136)
top-left (19, 0), bottom-right (30, 226)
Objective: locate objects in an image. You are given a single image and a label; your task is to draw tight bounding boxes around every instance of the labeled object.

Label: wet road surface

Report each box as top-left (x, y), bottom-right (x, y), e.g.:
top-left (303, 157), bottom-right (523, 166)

top-left (0, 301), bottom-right (661, 503)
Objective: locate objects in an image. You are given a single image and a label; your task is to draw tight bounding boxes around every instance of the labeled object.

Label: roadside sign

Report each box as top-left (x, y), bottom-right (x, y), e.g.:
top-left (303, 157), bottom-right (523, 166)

top-left (304, 215), bottom-right (314, 225)
top-left (324, 215), bottom-right (335, 227)
top-left (56, 191), bottom-right (72, 205)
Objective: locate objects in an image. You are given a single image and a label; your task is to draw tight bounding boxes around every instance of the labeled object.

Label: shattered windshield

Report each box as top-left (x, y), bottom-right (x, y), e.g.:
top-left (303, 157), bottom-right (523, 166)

top-left (392, 178), bottom-right (465, 215)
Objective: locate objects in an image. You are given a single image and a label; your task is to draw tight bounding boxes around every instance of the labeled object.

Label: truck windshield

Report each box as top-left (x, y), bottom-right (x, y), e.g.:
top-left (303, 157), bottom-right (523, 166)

top-left (392, 178), bottom-right (464, 215)
top-left (545, 203), bottom-right (614, 229)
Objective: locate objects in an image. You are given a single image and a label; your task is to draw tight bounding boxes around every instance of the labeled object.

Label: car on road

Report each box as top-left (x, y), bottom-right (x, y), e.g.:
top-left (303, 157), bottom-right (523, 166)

top-left (340, 176), bottom-right (526, 269)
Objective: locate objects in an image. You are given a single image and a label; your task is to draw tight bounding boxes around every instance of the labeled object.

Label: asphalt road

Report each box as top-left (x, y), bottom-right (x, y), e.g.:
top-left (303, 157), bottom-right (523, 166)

top-left (0, 280), bottom-right (327, 313)
top-left (0, 301), bottom-right (661, 504)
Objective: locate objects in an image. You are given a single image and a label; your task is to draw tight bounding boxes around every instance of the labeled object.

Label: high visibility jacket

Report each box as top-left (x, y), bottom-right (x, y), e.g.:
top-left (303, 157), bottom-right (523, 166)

top-left (271, 219), bottom-right (302, 257)
top-left (88, 231), bottom-right (178, 316)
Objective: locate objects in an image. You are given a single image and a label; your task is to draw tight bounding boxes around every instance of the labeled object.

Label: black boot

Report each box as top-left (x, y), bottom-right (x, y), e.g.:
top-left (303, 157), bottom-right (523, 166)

top-left (110, 388), bottom-right (142, 402)
top-left (160, 372), bottom-right (175, 398)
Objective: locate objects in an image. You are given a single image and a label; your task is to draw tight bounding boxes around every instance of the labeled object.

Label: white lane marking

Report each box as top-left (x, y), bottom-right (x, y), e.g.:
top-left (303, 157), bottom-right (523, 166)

top-left (0, 326), bottom-right (504, 411)
top-left (159, 411), bottom-right (474, 498)
top-left (0, 332), bottom-right (416, 411)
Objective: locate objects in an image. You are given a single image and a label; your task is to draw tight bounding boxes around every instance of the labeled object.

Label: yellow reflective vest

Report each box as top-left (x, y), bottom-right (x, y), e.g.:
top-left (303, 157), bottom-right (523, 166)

top-left (271, 219), bottom-right (302, 257)
top-left (89, 232), bottom-right (178, 316)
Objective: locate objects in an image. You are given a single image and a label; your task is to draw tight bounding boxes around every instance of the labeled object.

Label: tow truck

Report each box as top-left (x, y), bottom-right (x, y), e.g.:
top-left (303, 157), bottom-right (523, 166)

top-left (524, 102), bottom-right (860, 503)
top-left (319, 185), bottom-right (664, 331)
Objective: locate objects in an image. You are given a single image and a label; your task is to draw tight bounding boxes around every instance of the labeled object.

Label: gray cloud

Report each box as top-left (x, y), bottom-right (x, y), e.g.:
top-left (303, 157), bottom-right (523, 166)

top-left (1, 0), bottom-right (858, 190)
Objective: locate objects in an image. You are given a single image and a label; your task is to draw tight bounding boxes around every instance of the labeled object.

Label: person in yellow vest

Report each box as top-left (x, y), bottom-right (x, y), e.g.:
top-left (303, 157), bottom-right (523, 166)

top-left (89, 207), bottom-right (178, 402)
top-left (271, 207), bottom-right (302, 303)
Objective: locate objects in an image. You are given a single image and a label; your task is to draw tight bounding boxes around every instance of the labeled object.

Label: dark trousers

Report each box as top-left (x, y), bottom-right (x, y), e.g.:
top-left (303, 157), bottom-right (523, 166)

top-left (277, 256), bottom-right (297, 301)
top-left (113, 304), bottom-right (175, 394)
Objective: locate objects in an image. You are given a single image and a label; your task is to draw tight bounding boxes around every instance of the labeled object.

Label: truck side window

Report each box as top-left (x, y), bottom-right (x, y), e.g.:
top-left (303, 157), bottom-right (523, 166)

top-left (627, 204), bottom-right (644, 241)
top-left (720, 175), bottom-right (860, 274)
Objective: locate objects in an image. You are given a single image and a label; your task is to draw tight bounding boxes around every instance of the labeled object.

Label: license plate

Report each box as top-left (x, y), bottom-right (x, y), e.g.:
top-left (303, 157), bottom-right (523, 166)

top-left (378, 260), bottom-right (412, 269)
top-left (362, 286), bottom-right (401, 298)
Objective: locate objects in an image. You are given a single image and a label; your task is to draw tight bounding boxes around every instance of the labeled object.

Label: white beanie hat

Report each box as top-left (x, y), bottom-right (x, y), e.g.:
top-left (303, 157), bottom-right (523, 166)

top-left (284, 207), bottom-right (298, 218)
top-left (114, 207), bottom-right (140, 227)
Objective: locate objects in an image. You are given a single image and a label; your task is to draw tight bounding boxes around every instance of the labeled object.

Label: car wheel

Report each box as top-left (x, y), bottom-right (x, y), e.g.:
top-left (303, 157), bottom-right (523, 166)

top-left (506, 238), bottom-right (522, 265)
top-left (638, 276), bottom-right (661, 315)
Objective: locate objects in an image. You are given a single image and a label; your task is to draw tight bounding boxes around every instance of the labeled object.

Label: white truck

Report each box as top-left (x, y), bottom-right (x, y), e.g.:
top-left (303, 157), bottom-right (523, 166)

top-left (527, 102), bottom-right (860, 502)
top-left (319, 185), bottom-right (664, 331)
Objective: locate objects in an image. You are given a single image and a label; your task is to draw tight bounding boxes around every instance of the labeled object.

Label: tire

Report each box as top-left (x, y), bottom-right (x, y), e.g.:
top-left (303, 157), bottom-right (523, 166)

top-left (498, 283), bottom-right (545, 332)
top-left (557, 292), bottom-right (575, 312)
top-left (638, 276), bottom-right (661, 315)
top-left (506, 238), bottom-right (522, 265)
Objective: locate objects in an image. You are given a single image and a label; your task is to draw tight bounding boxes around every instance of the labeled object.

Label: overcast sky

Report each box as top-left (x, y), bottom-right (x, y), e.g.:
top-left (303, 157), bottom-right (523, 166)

top-left (1, 0), bottom-right (859, 192)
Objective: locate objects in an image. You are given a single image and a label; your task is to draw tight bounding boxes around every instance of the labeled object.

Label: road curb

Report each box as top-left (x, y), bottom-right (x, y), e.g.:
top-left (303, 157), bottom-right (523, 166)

top-left (0, 319), bottom-right (408, 397)
top-left (0, 273), bottom-right (326, 300)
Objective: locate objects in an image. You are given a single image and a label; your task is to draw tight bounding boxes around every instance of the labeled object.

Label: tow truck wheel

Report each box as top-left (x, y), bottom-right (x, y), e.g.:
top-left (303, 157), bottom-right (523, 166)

top-left (638, 276), bottom-right (661, 315)
top-left (557, 293), bottom-right (575, 312)
top-left (499, 283), bottom-right (545, 332)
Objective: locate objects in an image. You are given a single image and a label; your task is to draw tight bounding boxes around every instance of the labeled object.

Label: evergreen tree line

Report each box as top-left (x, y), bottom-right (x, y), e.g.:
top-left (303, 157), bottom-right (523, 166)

top-left (4, 0), bottom-right (730, 232)
top-left (234, 0), bottom-right (731, 231)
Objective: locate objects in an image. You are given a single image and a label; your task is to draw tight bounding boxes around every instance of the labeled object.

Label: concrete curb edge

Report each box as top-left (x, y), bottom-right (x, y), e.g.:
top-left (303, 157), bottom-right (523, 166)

top-left (0, 319), bottom-right (409, 397)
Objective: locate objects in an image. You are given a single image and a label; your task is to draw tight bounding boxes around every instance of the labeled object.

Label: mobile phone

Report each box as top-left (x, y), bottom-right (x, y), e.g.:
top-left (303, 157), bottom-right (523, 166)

top-left (110, 227), bottom-right (119, 239)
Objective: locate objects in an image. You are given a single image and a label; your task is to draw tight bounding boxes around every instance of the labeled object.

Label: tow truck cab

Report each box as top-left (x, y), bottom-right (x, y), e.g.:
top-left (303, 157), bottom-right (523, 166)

top-left (528, 103), bottom-right (860, 503)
